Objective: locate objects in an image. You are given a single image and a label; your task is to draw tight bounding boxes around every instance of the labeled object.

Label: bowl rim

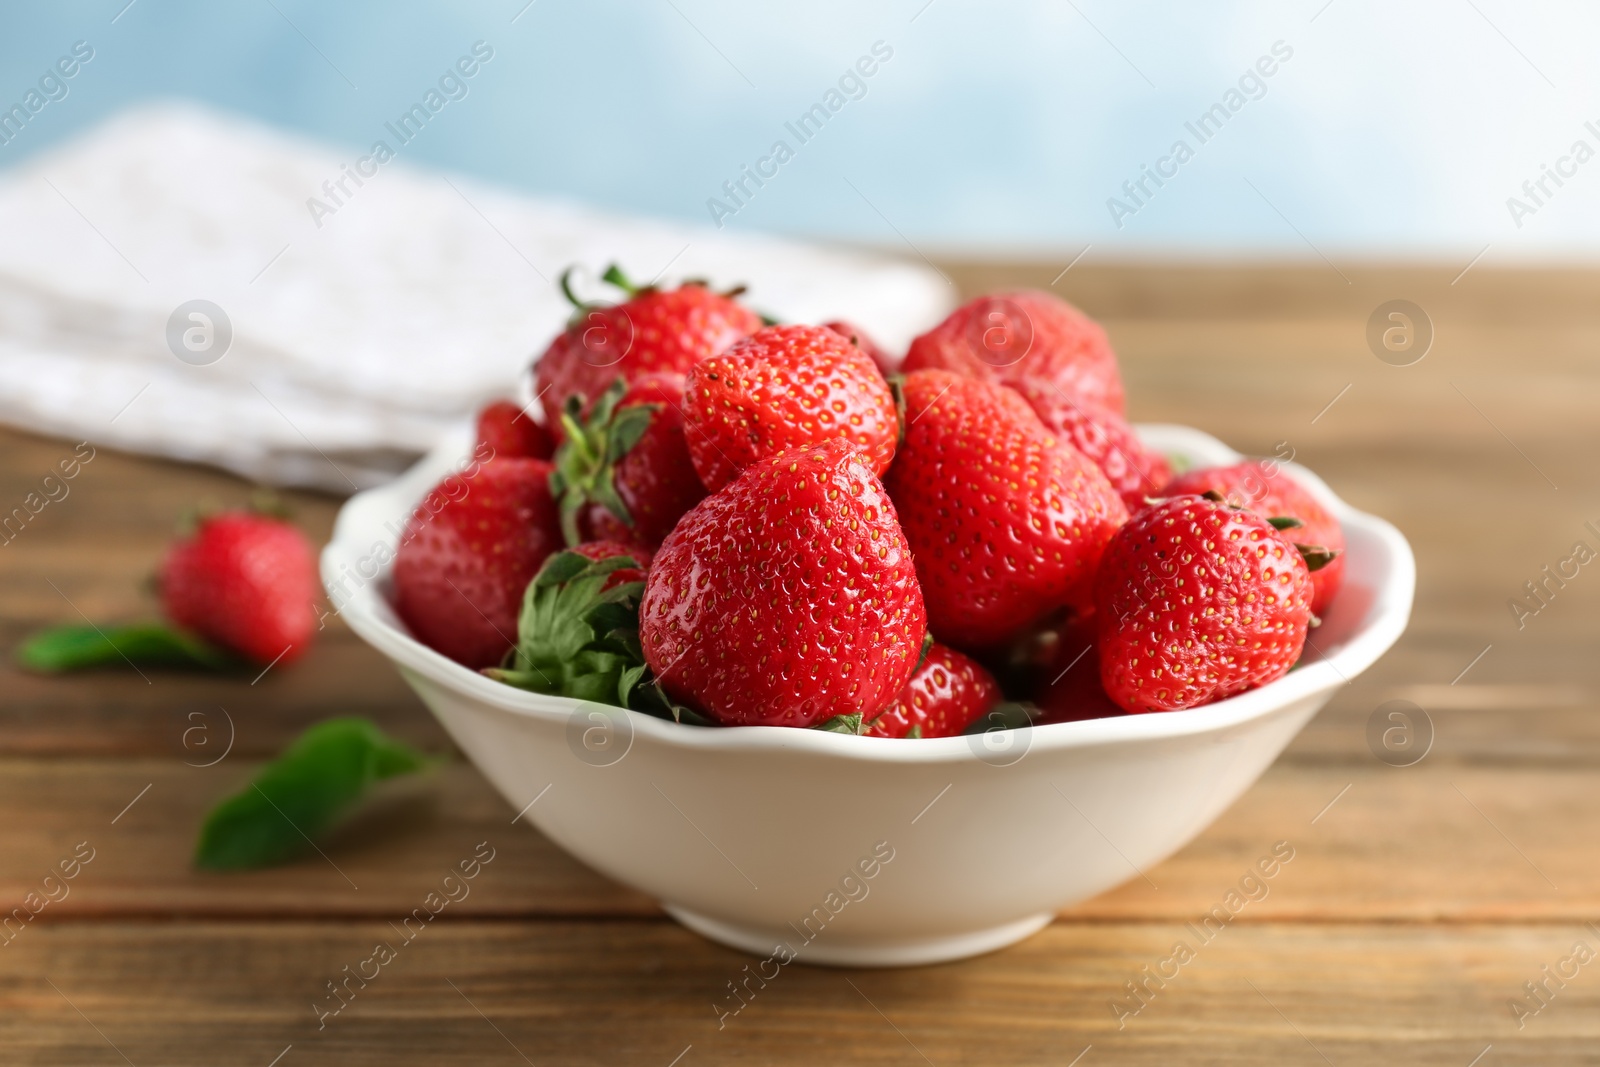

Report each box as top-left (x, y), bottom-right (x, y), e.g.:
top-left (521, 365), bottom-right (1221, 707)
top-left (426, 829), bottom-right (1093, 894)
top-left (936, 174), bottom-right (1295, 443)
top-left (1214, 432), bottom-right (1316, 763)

top-left (323, 422), bottom-right (1415, 764)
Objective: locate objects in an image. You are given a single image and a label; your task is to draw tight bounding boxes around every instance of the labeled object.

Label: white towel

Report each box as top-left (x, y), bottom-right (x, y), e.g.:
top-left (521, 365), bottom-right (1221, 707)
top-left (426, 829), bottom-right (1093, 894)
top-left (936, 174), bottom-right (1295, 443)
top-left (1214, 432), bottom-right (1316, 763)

top-left (0, 103), bottom-right (950, 491)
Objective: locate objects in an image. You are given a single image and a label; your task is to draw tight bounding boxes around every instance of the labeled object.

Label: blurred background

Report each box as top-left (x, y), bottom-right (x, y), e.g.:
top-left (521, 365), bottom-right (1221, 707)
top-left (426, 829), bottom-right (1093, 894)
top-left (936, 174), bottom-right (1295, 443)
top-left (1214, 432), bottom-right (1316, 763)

top-left (2, 0), bottom-right (1595, 258)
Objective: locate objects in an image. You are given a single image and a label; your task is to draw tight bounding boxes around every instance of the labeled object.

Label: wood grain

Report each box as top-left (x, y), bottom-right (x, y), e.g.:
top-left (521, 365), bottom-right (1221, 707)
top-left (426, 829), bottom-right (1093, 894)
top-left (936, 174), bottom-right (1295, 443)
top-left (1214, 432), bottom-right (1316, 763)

top-left (6, 921), bottom-right (1597, 1066)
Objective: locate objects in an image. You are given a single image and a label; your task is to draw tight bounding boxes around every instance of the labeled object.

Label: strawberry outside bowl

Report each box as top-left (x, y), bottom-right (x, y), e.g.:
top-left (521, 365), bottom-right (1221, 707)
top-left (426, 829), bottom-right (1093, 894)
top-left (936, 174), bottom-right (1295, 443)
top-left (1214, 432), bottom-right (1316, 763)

top-left (323, 422), bottom-right (1414, 968)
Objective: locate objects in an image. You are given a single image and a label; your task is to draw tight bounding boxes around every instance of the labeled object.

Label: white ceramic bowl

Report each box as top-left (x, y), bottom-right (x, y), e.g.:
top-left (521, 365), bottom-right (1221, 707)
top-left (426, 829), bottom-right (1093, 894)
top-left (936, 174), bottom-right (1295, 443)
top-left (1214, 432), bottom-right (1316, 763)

top-left (324, 424), bottom-right (1414, 967)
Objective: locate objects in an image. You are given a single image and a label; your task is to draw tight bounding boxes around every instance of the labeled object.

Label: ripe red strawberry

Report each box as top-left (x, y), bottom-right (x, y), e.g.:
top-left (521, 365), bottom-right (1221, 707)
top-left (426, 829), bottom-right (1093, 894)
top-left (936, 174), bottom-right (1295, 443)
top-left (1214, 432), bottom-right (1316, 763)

top-left (552, 374), bottom-right (706, 549)
top-left (824, 320), bottom-right (899, 378)
top-left (158, 510), bottom-right (317, 666)
top-left (570, 539), bottom-right (653, 589)
top-left (534, 266), bottom-right (761, 432)
top-left (475, 399), bottom-right (553, 460)
top-left (902, 290), bottom-right (1125, 414)
top-left (1008, 383), bottom-right (1170, 512)
top-left (640, 439), bottom-right (925, 728)
top-left (682, 324), bottom-right (898, 493)
top-left (393, 457), bottom-right (563, 669)
top-left (885, 371), bottom-right (1129, 648)
top-left (1163, 460), bottom-right (1345, 616)
top-left (1094, 495), bottom-right (1319, 714)
top-left (868, 642), bottom-right (1001, 738)
top-left (1032, 614), bottom-right (1126, 724)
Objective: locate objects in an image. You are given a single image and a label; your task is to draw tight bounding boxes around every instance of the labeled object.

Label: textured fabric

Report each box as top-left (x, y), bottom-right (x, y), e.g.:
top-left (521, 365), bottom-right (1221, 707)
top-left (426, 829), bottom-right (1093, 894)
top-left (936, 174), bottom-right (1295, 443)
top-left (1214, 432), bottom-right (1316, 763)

top-left (0, 103), bottom-right (949, 491)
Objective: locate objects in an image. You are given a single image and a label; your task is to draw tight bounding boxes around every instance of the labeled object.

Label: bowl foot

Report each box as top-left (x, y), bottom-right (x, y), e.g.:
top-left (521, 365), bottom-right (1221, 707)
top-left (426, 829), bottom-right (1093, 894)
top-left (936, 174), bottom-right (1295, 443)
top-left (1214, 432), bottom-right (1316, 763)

top-left (662, 904), bottom-right (1053, 968)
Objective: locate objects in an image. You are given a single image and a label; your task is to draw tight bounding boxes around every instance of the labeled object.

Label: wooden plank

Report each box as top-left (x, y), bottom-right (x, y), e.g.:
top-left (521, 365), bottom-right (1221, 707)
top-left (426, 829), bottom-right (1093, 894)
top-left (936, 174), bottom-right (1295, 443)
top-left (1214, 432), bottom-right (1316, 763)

top-left (1, 757), bottom-right (1592, 924)
top-left (941, 260), bottom-right (1600, 323)
top-left (0, 426), bottom-right (448, 755)
top-left (0, 759), bottom-right (653, 919)
top-left (5, 920), bottom-right (1596, 1065)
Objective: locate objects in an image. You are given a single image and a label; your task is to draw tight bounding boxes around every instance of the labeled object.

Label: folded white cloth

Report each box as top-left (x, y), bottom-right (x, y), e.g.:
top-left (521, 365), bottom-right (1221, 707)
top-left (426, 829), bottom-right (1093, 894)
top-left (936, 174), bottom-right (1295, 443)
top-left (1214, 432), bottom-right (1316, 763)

top-left (0, 103), bottom-right (950, 491)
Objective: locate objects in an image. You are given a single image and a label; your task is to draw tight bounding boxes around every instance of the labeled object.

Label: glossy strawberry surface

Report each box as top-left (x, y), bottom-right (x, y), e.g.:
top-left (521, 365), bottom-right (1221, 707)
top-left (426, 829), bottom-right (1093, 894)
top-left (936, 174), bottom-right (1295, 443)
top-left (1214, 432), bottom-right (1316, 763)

top-left (392, 457), bottom-right (563, 669)
top-left (885, 371), bottom-right (1128, 648)
top-left (1163, 460), bottom-right (1345, 616)
top-left (823, 319), bottom-right (899, 378)
top-left (683, 324), bottom-right (898, 493)
top-left (1009, 382), bottom-right (1171, 512)
top-left (868, 642), bottom-right (1001, 738)
top-left (159, 511), bottom-right (317, 666)
top-left (474, 399), bottom-right (553, 460)
top-left (640, 439), bottom-right (926, 727)
top-left (535, 282), bottom-right (760, 431)
top-left (902, 289), bottom-right (1125, 414)
top-left (1094, 495), bottom-right (1313, 714)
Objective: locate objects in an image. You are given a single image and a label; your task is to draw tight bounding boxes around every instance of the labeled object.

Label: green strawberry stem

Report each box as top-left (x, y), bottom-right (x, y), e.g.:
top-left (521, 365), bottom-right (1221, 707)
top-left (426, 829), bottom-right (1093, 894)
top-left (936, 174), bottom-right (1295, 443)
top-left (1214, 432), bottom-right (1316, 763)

top-left (548, 380), bottom-right (657, 546)
top-left (1294, 544), bottom-right (1340, 573)
top-left (558, 266), bottom-right (588, 312)
top-left (1267, 515), bottom-right (1304, 530)
top-left (600, 263), bottom-right (640, 296)
top-left (16, 622), bottom-right (240, 673)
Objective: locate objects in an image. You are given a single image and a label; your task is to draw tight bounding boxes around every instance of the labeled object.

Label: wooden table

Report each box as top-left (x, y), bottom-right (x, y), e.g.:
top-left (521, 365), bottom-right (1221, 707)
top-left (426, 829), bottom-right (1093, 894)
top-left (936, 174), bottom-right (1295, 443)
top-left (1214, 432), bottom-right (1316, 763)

top-left (3, 262), bottom-right (1597, 1065)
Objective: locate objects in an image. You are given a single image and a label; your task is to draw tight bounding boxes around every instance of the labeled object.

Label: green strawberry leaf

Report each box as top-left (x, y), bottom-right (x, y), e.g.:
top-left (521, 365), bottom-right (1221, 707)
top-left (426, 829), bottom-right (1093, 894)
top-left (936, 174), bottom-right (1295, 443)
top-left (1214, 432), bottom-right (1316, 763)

top-left (1267, 515), bottom-right (1305, 530)
top-left (606, 406), bottom-right (655, 464)
top-left (962, 701), bottom-right (1039, 736)
top-left (814, 712), bottom-right (866, 735)
top-left (16, 622), bottom-right (241, 673)
top-left (1293, 544), bottom-right (1341, 573)
top-left (512, 551), bottom-right (642, 671)
top-left (194, 718), bottom-right (433, 871)
top-left (625, 674), bottom-right (718, 727)
top-left (905, 724), bottom-right (923, 739)
top-left (488, 550), bottom-right (719, 727)
top-left (549, 380), bottom-right (658, 546)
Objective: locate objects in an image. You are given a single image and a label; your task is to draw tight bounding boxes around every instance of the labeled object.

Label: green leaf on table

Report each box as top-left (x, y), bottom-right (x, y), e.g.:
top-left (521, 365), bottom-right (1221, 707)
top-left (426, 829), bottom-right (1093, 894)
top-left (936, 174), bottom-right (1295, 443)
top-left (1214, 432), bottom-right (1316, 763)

top-left (16, 622), bottom-right (240, 673)
top-left (194, 717), bottom-right (433, 871)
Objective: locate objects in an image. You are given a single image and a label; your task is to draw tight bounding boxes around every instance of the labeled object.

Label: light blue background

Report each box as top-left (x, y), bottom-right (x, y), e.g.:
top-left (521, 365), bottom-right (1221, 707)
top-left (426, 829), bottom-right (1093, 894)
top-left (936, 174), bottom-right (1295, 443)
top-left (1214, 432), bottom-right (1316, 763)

top-left (1, 0), bottom-right (1594, 258)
